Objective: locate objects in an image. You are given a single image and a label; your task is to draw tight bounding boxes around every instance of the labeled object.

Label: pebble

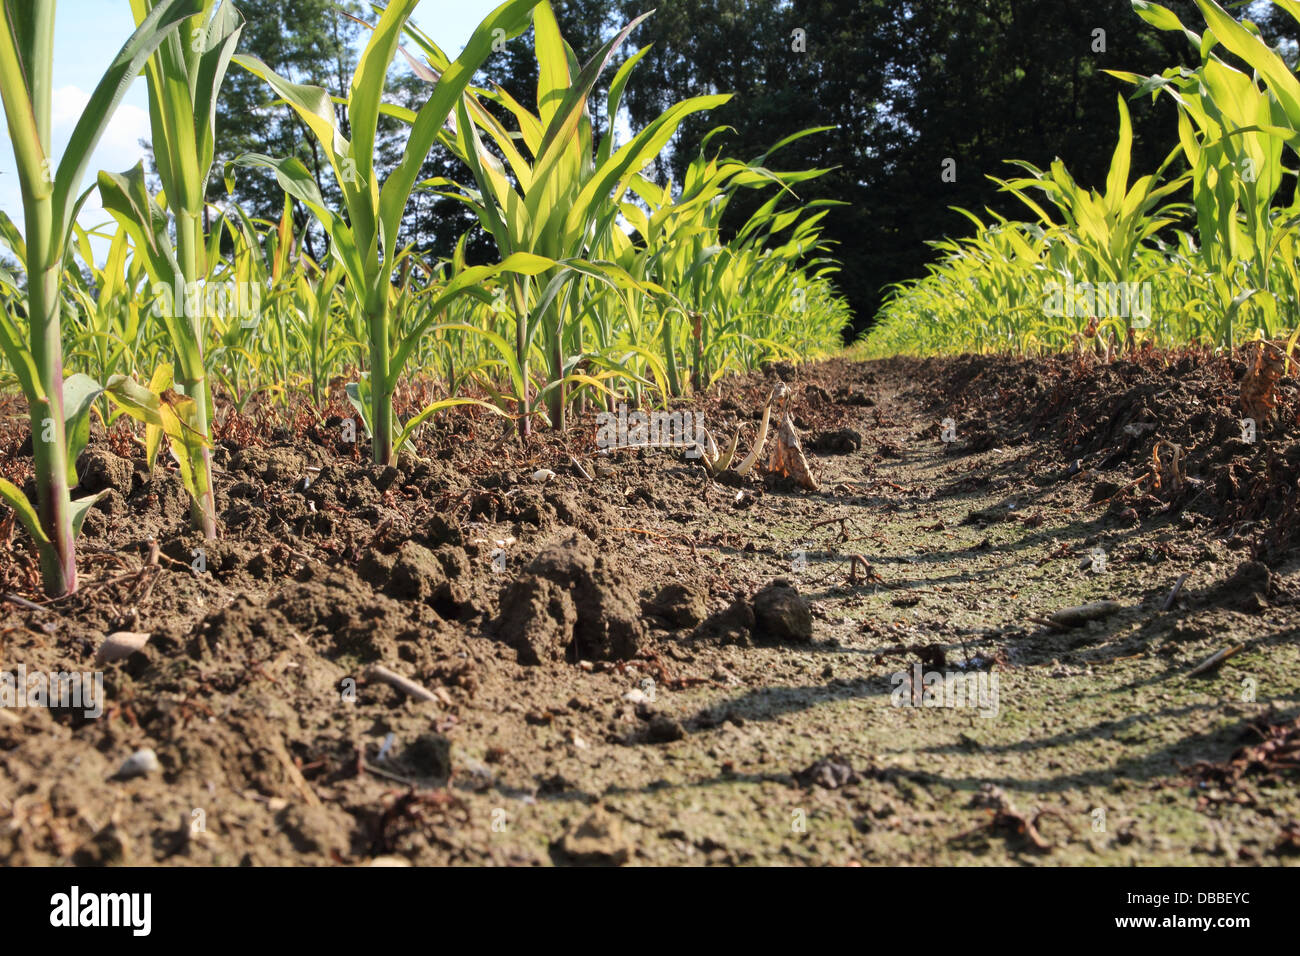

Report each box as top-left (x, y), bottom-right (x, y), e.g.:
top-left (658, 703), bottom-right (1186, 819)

top-left (113, 748), bottom-right (160, 780)
top-left (95, 631), bottom-right (151, 664)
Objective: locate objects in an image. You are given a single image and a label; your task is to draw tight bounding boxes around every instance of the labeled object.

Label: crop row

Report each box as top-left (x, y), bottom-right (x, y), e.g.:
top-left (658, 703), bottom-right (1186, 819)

top-left (0, 0), bottom-right (849, 597)
top-left (866, 0), bottom-right (1300, 361)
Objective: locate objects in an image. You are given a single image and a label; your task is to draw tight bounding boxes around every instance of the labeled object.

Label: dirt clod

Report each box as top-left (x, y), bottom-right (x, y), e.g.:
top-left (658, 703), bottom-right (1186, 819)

top-left (643, 583), bottom-right (708, 628)
top-left (752, 579), bottom-right (814, 643)
top-left (78, 448), bottom-right (134, 495)
top-left (492, 536), bottom-right (644, 664)
top-left (1213, 560), bottom-right (1277, 613)
top-left (555, 807), bottom-right (631, 865)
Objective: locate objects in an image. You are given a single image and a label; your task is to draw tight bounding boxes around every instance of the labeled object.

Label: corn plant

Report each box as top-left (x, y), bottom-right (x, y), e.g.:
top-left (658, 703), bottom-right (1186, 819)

top-left (230, 0), bottom-right (552, 463)
top-left (630, 156), bottom-right (842, 386)
top-left (64, 223), bottom-right (151, 387)
top-left (1121, 0), bottom-right (1300, 343)
top-left (992, 96), bottom-right (1190, 339)
top-left (409, 2), bottom-right (730, 429)
top-left (0, 0), bottom-right (199, 596)
top-left (96, 0), bottom-right (243, 537)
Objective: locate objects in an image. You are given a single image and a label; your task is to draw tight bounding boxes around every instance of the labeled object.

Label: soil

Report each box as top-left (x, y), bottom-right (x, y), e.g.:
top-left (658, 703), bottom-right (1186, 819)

top-left (1, 349), bottom-right (1298, 866)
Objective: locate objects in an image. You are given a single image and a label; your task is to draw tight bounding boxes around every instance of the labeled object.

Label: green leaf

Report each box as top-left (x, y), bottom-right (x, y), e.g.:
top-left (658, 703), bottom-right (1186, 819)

top-left (1132, 1), bottom-right (1189, 34)
top-left (394, 397), bottom-right (508, 454)
top-left (97, 162), bottom-right (180, 287)
top-left (348, 0), bottom-right (421, 195)
top-left (377, 0), bottom-right (545, 263)
top-left (104, 373), bottom-right (167, 427)
top-left (230, 53), bottom-right (349, 168)
top-left (344, 380), bottom-right (373, 439)
top-left (1195, 0), bottom-right (1300, 126)
top-left (0, 209), bottom-right (27, 262)
top-left (70, 490), bottom-right (109, 539)
top-left (53, 0), bottom-right (203, 241)
top-left (0, 308), bottom-right (42, 403)
top-left (1105, 95), bottom-right (1134, 206)
top-left (144, 362), bottom-right (174, 471)
top-left (104, 372), bottom-right (210, 514)
top-left (0, 476), bottom-right (50, 547)
top-left (387, 252), bottom-right (555, 389)
top-left (62, 372), bottom-right (103, 489)
top-left (189, 1), bottom-right (245, 201)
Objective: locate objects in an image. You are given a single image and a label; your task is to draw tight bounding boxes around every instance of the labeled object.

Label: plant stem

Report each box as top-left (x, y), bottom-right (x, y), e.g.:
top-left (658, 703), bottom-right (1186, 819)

top-left (661, 314), bottom-right (681, 397)
top-left (370, 294), bottom-right (394, 464)
top-left (175, 208), bottom-right (217, 538)
top-left (28, 255), bottom-right (76, 596)
top-left (549, 325), bottom-right (565, 431)
top-left (21, 1), bottom-right (74, 595)
top-left (513, 278), bottom-right (530, 437)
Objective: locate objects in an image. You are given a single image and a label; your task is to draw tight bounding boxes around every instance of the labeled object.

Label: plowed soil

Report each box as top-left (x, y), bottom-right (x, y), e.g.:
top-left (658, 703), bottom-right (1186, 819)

top-left (2, 349), bottom-right (1298, 866)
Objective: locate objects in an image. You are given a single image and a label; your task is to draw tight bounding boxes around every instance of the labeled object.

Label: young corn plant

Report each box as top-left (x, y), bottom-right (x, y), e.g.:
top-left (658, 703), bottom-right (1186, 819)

top-left (1123, 0), bottom-right (1297, 343)
top-left (611, 130), bottom-right (841, 389)
top-left (287, 257), bottom-right (351, 409)
top-left (410, 2), bottom-right (730, 430)
top-left (231, 0), bottom-right (551, 463)
top-left (0, 0), bottom-right (199, 596)
top-left (201, 200), bottom-right (292, 411)
top-left (993, 95), bottom-right (1190, 342)
top-left (64, 222), bottom-right (151, 387)
top-left (97, 0), bottom-right (244, 536)
top-left (870, 1), bottom-right (1300, 360)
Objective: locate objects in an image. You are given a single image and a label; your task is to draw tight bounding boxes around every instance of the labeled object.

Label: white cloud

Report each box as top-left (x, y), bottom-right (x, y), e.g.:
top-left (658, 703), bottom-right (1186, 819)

top-left (50, 84), bottom-right (90, 128)
top-left (1, 84), bottom-right (153, 257)
top-left (51, 84), bottom-right (151, 178)
top-left (0, 85), bottom-right (153, 255)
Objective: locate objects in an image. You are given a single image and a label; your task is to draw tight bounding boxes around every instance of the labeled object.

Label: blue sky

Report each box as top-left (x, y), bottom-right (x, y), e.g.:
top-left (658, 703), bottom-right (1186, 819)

top-left (0, 0), bottom-right (504, 257)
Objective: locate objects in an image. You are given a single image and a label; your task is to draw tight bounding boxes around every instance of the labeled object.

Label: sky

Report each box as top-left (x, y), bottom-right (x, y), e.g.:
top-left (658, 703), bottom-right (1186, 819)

top-left (0, 0), bottom-right (505, 261)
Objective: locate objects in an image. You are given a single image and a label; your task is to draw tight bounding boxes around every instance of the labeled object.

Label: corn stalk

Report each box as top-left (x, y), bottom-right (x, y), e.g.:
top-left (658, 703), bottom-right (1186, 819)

top-left (96, 0), bottom-right (243, 536)
top-left (0, 0), bottom-right (199, 596)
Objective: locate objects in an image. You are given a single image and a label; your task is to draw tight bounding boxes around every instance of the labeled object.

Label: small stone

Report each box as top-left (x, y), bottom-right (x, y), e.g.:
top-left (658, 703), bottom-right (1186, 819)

top-left (113, 748), bottom-right (160, 780)
top-left (403, 733), bottom-right (452, 778)
top-left (1049, 600), bottom-right (1124, 628)
top-left (95, 631), bottom-right (151, 665)
top-left (647, 715), bottom-right (685, 743)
